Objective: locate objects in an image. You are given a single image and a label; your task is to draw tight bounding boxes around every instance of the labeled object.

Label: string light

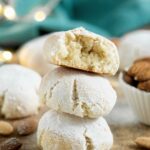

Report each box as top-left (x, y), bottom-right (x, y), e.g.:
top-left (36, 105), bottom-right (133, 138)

top-left (0, 4), bottom-right (3, 16)
top-left (0, 51), bottom-right (13, 62)
top-left (3, 5), bottom-right (16, 20)
top-left (34, 10), bottom-right (46, 22)
top-left (0, 0), bottom-right (61, 22)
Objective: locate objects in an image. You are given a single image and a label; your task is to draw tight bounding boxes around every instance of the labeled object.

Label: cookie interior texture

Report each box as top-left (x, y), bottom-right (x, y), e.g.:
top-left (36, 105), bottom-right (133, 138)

top-left (45, 28), bottom-right (119, 75)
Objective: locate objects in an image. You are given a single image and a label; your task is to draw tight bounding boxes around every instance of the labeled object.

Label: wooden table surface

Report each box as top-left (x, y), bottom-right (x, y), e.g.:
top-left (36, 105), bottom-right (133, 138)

top-left (107, 99), bottom-right (150, 150)
top-left (0, 95), bottom-right (149, 150)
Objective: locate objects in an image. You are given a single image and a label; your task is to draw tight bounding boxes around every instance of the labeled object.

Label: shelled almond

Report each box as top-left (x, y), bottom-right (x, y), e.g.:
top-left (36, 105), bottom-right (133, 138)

top-left (0, 121), bottom-right (14, 135)
top-left (135, 136), bottom-right (150, 149)
top-left (16, 117), bottom-right (38, 136)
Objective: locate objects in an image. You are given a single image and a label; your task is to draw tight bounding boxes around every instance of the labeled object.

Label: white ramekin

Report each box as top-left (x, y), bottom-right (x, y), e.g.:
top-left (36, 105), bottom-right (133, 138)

top-left (119, 73), bottom-right (150, 125)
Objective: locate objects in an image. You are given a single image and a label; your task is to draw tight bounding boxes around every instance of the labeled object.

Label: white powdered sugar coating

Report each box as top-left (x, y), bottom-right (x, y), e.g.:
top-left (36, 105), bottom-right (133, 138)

top-left (40, 67), bottom-right (116, 118)
top-left (37, 110), bottom-right (113, 150)
top-left (18, 35), bottom-right (57, 75)
top-left (0, 64), bottom-right (41, 119)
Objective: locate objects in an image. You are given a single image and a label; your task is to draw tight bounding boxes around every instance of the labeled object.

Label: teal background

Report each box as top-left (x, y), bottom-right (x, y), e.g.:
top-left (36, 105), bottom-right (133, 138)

top-left (1, 0), bottom-right (150, 45)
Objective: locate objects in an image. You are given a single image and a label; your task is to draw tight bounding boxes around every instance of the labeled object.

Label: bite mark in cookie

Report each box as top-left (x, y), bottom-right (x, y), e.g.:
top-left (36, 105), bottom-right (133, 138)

top-left (44, 27), bottom-right (119, 75)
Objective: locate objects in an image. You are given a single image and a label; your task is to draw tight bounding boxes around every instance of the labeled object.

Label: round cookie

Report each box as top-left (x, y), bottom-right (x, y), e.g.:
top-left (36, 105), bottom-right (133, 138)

top-left (118, 30), bottom-right (150, 70)
top-left (44, 27), bottom-right (119, 75)
top-left (0, 64), bottom-right (41, 119)
top-left (18, 35), bottom-right (57, 75)
top-left (37, 110), bottom-right (113, 150)
top-left (39, 67), bottom-right (116, 118)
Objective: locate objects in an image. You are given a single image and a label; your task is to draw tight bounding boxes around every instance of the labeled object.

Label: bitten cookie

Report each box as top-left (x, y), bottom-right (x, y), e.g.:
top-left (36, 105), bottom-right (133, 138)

top-left (0, 64), bottom-right (41, 119)
top-left (37, 110), bottom-right (113, 150)
top-left (44, 27), bottom-right (119, 75)
top-left (39, 67), bottom-right (116, 118)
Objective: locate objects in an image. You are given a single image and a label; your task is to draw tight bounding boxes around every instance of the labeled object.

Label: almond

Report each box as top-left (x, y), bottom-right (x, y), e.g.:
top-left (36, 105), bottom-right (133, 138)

top-left (16, 117), bottom-right (38, 136)
top-left (135, 57), bottom-right (150, 63)
top-left (0, 121), bottom-right (14, 135)
top-left (135, 136), bottom-right (150, 149)
top-left (123, 71), bottom-right (138, 87)
top-left (0, 137), bottom-right (22, 150)
top-left (123, 71), bottom-right (133, 85)
top-left (135, 68), bottom-right (150, 81)
top-left (128, 61), bottom-right (150, 78)
top-left (138, 80), bottom-right (150, 92)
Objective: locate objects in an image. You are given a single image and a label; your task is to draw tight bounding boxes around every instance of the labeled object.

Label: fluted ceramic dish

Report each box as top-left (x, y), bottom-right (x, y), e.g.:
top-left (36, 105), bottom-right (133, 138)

top-left (119, 72), bottom-right (150, 125)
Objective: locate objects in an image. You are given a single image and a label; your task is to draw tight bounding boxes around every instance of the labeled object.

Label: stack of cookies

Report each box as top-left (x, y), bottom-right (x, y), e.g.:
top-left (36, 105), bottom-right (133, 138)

top-left (37, 27), bottom-right (119, 150)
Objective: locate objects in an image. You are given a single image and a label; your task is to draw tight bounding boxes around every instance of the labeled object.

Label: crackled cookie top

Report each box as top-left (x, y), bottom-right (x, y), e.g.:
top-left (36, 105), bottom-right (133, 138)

top-left (37, 110), bottom-right (113, 150)
top-left (39, 67), bottom-right (116, 118)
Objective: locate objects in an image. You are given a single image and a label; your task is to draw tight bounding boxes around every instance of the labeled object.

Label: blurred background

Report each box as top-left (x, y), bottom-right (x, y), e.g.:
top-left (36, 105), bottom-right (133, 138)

top-left (0, 0), bottom-right (150, 75)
